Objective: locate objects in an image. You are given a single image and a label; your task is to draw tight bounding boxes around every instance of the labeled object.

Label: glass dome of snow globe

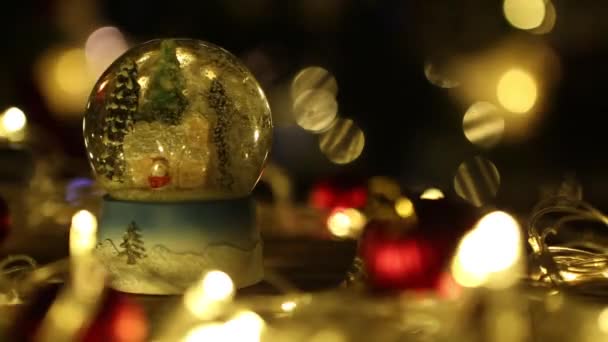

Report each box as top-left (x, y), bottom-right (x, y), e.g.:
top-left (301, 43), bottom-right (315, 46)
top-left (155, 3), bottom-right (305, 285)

top-left (84, 39), bottom-right (272, 201)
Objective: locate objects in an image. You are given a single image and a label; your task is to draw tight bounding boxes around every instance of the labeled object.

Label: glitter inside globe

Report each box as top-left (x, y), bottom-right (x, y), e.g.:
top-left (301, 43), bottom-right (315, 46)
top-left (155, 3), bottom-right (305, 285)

top-left (84, 39), bottom-right (272, 201)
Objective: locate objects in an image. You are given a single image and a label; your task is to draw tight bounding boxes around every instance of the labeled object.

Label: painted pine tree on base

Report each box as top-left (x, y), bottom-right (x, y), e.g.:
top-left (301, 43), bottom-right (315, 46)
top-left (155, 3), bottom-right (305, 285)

top-left (119, 221), bottom-right (146, 265)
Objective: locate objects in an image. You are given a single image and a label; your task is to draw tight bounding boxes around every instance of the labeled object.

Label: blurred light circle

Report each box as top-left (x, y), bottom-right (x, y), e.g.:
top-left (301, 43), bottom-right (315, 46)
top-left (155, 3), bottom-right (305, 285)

top-left (85, 26), bottom-right (129, 77)
top-left (531, 1), bottom-right (556, 35)
top-left (420, 188), bottom-right (444, 200)
top-left (496, 68), bottom-right (537, 114)
top-left (36, 46), bottom-right (96, 115)
top-left (462, 102), bottom-right (505, 149)
top-left (424, 62), bottom-right (459, 88)
top-left (453, 156), bottom-right (500, 207)
top-left (319, 118), bottom-right (365, 164)
top-left (291, 66), bottom-right (338, 100)
top-left (293, 89), bottom-right (338, 132)
top-left (503, 0), bottom-right (546, 30)
top-left (1, 107), bottom-right (26, 133)
top-left (55, 48), bottom-right (91, 96)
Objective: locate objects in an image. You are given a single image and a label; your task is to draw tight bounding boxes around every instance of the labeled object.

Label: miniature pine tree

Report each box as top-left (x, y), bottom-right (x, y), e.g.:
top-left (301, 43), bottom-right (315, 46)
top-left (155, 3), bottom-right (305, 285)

top-left (119, 221), bottom-right (146, 265)
top-left (102, 58), bottom-right (140, 181)
top-left (139, 39), bottom-right (187, 125)
top-left (208, 78), bottom-right (235, 190)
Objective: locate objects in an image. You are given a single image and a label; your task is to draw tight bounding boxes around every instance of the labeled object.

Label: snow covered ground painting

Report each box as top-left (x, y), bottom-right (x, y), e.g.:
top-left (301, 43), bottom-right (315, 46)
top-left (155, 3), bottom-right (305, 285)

top-left (96, 239), bottom-right (263, 294)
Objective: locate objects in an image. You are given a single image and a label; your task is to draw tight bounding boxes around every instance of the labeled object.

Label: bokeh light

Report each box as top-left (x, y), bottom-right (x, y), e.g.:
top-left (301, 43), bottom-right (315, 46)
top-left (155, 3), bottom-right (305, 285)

top-left (424, 61), bottom-right (459, 88)
top-left (327, 208), bottom-right (366, 239)
top-left (281, 301), bottom-right (297, 312)
top-left (0, 107), bottom-right (27, 142)
top-left (531, 1), bottom-right (557, 35)
top-left (293, 89), bottom-right (338, 132)
top-left (200, 271), bottom-right (235, 301)
top-left (497, 68), bottom-right (538, 114)
top-left (420, 188), bottom-right (444, 200)
top-left (85, 26), bottom-right (129, 77)
top-left (394, 197), bottom-right (414, 218)
top-left (183, 323), bottom-right (225, 342)
top-left (182, 311), bottom-right (265, 342)
top-left (1, 107), bottom-right (27, 133)
top-left (69, 210), bottom-right (98, 257)
top-left (503, 0), bottom-right (546, 30)
top-left (319, 118), bottom-right (365, 164)
top-left (36, 47), bottom-right (96, 115)
top-left (598, 307), bottom-right (608, 334)
top-left (223, 311), bottom-right (266, 342)
top-left (454, 156), bottom-right (500, 207)
top-left (452, 211), bottom-right (521, 288)
top-left (291, 66), bottom-right (338, 100)
top-left (184, 270), bottom-right (234, 318)
top-left (462, 102), bottom-right (505, 149)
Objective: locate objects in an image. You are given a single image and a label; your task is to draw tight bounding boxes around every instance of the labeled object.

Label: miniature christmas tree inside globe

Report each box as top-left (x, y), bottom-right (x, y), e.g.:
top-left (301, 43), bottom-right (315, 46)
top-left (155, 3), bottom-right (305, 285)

top-left (84, 39), bottom-right (272, 201)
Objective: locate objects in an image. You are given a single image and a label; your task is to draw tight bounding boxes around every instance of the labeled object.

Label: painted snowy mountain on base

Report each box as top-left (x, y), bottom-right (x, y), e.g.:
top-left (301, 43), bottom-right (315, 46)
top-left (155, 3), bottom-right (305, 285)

top-left (96, 239), bottom-right (263, 294)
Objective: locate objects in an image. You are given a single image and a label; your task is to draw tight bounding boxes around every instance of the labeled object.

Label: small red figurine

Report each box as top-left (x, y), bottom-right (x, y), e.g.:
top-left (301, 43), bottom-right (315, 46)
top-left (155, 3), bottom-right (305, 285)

top-left (148, 157), bottom-right (171, 189)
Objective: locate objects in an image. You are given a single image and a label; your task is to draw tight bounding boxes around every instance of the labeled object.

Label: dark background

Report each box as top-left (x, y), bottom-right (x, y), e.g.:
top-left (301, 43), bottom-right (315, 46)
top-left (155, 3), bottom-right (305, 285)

top-left (2, 0), bottom-right (608, 213)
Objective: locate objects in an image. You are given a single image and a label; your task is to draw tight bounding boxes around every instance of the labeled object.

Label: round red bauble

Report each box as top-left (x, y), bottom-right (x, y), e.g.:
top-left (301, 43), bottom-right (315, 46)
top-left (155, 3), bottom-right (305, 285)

top-left (310, 179), bottom-right (367, 210)
top-left (360, 198), bottom-right (478, 294)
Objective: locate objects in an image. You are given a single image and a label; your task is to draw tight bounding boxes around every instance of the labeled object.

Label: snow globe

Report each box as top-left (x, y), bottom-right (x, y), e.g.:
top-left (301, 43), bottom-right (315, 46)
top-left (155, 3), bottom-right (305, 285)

top-left (83, 39), bottom-right (272, 294)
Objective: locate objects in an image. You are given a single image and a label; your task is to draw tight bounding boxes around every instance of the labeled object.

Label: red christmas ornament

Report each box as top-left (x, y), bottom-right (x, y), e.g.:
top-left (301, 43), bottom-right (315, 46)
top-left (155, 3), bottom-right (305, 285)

top-left (0, 196), bottom-right (9, 244)
top-left (81, 289), bottom-right (148, 342)
top-left (310, 180), bottom-right (367, 210)
top-left (360, 198), bottom-right (478, 294)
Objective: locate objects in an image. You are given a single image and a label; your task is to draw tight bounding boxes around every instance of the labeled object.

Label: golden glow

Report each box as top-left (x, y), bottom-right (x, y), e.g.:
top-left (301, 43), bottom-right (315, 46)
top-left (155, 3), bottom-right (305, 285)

top-left (223, 311), bottom-right (266, 342)
top-left (394, 197), bottom-right (414, 218)
top-left (420, 188), bottom-right (444, 200)
top-left (69, 210), bottom-right (98, 257)
top-left (1, 107), bottom-right (27, 133)
top-left (85, 26), bottom-right (128, 76)
top-left (184, 270), bottom-right (234, 318)
top-left (327, 208), bottom-right (366, 238)
top-left (503, 0), bottom-right (546, 30)
top-left (182, 311), bottom-right (265, 342)
top-left (36, 47), bottom-right (96, 115)
top-left (319, 118), bottom-right (365, 164)
top-left (182, 323), bottom-right (225, 342)
top-left (560, 271), bottom-right (579, 282)
top-left (452, 211), bottom-right (521, 288)
top-left (281, 300), bottom-right (297, 312)
top-left (55, 49), bottom-right (92, 96)
top-left (497, 68), bottom-right (538, 113)
top-left (462, 102), bottom-right (505, 149)
top-left (598, 307), bottom-right (608, 333)
top-left (309, 329), bottom-right (347, 342)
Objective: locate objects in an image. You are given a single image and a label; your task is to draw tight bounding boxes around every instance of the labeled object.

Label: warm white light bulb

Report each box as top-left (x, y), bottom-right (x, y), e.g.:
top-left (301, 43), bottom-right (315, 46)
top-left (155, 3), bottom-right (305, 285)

top-left (69, 210), bottom-right (98, 257)
top-left (1, 107), bottom-right (27, 133)
top-left (452, 211), bottom-right (521, 288)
